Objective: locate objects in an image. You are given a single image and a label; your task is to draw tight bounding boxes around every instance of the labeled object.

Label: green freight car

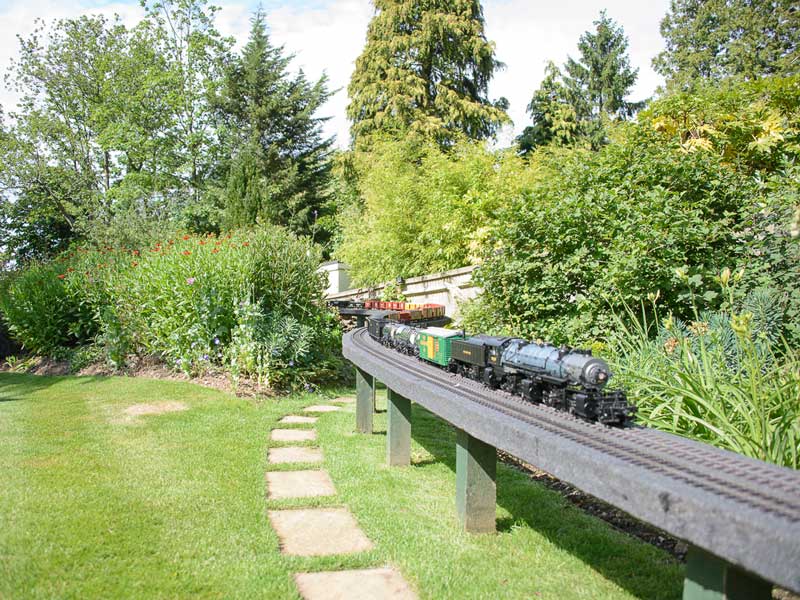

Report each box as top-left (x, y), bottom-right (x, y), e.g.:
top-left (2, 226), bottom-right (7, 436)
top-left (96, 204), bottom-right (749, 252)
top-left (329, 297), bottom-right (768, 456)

top-left (417, 327), bottom-right (464, 367)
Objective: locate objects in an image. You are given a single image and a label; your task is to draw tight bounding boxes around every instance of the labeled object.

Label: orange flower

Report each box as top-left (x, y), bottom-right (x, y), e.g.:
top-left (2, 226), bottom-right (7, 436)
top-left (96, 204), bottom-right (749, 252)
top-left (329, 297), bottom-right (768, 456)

top-left (242, 242), bottom-right (250, 247)
top-left (57, 274), bottom-right (66, 279)
top-left (182, 251), bottom-right (191, 256)
top-left (212, 248), bottom-right (219, 254)
top-left (131, 261), bottom-right (138, 267)
top-left (199, 240), bottom-right (207, 245)
top-left (67, 267), bottom-right (75, 273)
top-left (182, 235), bottom-right (190, 241)
top-left (133, 250), bottom-right (140, 256)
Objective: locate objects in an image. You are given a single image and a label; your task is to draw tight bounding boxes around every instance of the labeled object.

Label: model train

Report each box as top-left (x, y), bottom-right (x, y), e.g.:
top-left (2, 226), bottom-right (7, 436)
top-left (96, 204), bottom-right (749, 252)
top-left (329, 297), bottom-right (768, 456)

top-left (367, 318), bottom-right (636, 427)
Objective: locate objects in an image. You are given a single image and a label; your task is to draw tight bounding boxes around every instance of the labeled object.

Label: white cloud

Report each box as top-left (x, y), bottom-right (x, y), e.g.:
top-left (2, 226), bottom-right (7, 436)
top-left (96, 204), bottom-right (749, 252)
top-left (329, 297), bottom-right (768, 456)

top-left (0, 0), bottom-right (670, 147)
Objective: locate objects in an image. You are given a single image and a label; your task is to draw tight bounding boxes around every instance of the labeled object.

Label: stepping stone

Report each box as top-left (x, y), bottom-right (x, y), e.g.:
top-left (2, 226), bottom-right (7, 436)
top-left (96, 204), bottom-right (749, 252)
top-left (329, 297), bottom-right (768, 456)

top-left (268, 507), bottom-right (373, 556)
top-left (294, 568), bottom-right (417, 600)
top-left (266, 470), bottom-right (336, 499)
top-left (269, 447), bottom-right (323, 465)
top-left (330, 396), bottom-right (355, 404)
top-left (280, 415), bottom-right (318, 424)
top-left (303, 405), bottom-right (340, 413)
top-left (272, 429), bottom-right (316, 442)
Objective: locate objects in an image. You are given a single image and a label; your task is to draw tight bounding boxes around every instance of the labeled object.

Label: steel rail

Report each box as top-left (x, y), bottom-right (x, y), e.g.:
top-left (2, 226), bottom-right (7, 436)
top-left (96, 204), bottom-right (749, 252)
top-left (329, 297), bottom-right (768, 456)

top-left (344, 328), bottom-right (800, 593)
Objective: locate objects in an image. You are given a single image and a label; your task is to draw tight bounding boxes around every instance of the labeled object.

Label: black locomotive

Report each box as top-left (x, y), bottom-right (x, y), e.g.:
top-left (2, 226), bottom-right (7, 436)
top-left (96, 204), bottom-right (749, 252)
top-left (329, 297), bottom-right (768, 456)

top-left (367, 318), bottom-right (636, 427)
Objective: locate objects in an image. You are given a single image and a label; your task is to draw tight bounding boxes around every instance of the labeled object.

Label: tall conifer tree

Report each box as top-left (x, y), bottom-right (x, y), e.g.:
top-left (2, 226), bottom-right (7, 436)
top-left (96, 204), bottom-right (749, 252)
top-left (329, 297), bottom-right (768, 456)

top-left (347, 0), bottom-right (509, 146)
top-left (563, 11), bottom-right (639, 148)
top-left (654, 0), bottom-right (800, 88)
top-left (216, 9), bottom-right (333, 241)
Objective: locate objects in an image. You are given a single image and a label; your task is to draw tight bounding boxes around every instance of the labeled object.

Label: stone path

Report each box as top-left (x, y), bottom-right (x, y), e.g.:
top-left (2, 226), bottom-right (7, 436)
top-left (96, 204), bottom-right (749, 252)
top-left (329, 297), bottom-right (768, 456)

top-left (303, 404), bottom-right (341, 413)
top-left (265, 397), bottom-right (417, 599)
top-left (268, 447), bottom-right (322, 464)
top-left (271, 428), bottom-right (316, 442)
top-left (294, 568), bottom-right (417, 600)
top-left (266, 470), bottom-right (336, 500)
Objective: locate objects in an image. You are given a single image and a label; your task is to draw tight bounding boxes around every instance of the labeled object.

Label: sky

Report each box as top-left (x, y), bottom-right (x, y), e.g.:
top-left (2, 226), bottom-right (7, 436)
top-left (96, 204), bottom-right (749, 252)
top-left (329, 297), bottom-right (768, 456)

top-left (0, 0), bottom-right (672, 148)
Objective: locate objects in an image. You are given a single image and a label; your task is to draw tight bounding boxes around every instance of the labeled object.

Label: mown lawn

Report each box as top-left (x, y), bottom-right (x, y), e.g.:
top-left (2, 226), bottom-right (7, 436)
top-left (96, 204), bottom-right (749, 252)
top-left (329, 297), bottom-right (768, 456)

top-left (0, 373), bottom-right (684, 599)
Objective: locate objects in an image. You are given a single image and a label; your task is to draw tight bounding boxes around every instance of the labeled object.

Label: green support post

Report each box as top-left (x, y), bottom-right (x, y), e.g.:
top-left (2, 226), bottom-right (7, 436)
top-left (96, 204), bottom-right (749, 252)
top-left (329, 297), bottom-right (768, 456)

top-left (355, 367), bottom-right (374, 434)
top-left (683, 546), bottom-right (772, 600)
top-left (455, 429), bottom-right (496, 534)
top-left (386, 389), bottom-right (411, 466)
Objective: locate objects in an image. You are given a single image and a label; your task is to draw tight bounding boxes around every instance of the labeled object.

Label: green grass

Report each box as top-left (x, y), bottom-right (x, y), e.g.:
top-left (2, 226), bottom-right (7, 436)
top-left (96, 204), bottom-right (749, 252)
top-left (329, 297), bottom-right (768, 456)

top-left (0, 373), bottom-right (684, 599)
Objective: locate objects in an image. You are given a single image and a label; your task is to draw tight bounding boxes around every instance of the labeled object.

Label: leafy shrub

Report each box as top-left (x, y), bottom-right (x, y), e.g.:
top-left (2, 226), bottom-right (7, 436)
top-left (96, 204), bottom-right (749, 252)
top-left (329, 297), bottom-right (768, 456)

top-left (0, 226), bottom-right (342, 389)
top-left (464, 76), bottom-right (800, 346)
top-left (0, 260), bottom-right (98, 353)
top-left (337, 137), bottom-right (537, 285)
top-left (608, 282), bottom-right (799, 469)
top-left (471, 130), bottom-right (756, 344)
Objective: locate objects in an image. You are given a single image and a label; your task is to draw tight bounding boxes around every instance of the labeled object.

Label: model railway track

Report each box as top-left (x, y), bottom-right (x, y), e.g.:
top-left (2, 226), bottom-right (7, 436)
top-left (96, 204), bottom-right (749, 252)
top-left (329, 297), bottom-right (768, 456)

top-left (353, 328), bottom-right (800, 522)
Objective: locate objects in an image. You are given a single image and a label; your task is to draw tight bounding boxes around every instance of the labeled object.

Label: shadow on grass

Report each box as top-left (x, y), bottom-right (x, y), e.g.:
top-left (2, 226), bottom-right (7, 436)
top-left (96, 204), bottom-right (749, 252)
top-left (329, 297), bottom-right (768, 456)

top-left (0, 372), bottom-right (110, 401)
top-left (407, 403), bottom-right (683, 600)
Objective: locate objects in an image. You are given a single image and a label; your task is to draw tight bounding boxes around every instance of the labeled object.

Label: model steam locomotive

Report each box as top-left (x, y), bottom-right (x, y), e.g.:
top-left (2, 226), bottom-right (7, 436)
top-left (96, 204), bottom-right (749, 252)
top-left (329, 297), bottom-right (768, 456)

top-left (367, 318), bottom-right (636, 427)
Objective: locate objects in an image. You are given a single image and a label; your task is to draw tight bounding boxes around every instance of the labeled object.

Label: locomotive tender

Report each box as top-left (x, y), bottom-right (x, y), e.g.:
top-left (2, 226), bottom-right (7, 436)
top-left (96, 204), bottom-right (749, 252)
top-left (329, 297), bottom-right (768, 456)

top-left (367, 318), bottom-right (636, 427)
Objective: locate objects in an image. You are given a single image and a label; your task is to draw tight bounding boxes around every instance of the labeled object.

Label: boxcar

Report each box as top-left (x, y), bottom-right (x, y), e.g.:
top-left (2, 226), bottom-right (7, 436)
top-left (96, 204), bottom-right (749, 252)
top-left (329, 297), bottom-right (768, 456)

top-left (417, 327), bottom-right (464, 366)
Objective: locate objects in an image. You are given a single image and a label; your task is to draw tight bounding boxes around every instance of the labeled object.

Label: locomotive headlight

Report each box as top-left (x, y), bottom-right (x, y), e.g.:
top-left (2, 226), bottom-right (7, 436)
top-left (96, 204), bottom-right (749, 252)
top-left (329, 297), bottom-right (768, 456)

top-left (582, 359), bottom-right (611, 387)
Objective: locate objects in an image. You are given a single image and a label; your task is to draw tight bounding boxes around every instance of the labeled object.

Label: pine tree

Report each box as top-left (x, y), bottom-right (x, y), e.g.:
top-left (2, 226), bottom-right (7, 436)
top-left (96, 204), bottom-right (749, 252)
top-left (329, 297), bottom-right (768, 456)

top-left (654, 0), bottom-right (800, 88)
top-left (563, 11), bottom-right (640, 148)
top-left (516, 62), bottom-right (578, 153)
top-left (216, 9), bottom-right (333, 241)
top-left (347, 0), bottom-right (509, 146)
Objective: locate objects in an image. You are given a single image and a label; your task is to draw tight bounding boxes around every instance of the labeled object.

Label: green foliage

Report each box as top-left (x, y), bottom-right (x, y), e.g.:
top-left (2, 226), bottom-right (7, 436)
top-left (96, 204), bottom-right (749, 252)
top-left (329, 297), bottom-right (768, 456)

top-left (214, 10), bottom-right (333, 244)
top-left (518, 11), bottom-right (640, 152)
top-left (336, 137), bottom-right (535, 285)
top-left (654, 0), bottom-right (800, 89)
top-left (0, 228), bottom-right (341, 388)
top-left (517, 62), bottom-right (578, 153)
top-left (380, 281), bottom-right (407, 302)
top-left (564, 11), bottom-right (640, 120)
top-left (347, 0), bottom-right (509, 146)
top-left (0, 260), bottom-right (97, 354)
top-left (0, 2), bottom-right (231, 264)
top-left (227, 303), bottom-right (317, 389)
top-left (608, 286), bottom-right (800, 469)
top-left (644, 75), bottom-right (800, 171)
top-left (474, 76), bottom-right (800, 346)
top-left (473, 130), bottom-right (755, 343)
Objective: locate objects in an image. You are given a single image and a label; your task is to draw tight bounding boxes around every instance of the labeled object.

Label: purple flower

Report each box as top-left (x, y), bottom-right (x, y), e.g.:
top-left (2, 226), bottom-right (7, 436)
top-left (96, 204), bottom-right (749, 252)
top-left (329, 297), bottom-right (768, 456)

top-left (201, 354), bottom-right (209, 361)
top-left (214, 337), bottom-right (220, 345)
top-left (186, 277), bottom-right (195, 285)
top-left (288, 360), bottom-right (294, 367)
